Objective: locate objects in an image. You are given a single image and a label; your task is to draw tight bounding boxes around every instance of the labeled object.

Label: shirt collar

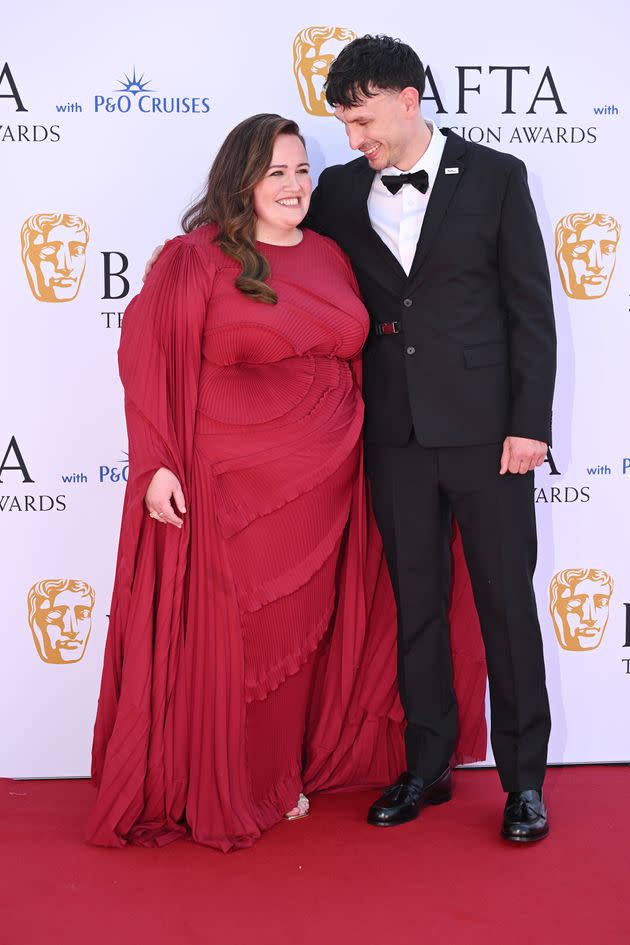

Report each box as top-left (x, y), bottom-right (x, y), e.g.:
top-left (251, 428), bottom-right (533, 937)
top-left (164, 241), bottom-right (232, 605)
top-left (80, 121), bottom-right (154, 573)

top-left (378, 120), bottom-right (445, 194)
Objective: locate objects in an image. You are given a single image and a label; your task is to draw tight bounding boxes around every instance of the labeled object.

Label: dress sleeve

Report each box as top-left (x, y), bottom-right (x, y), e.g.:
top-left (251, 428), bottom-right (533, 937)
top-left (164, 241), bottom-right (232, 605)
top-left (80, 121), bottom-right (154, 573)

top-left (88, 237), bottom-right (215, 846)
top-left (119, 237), bottom-right (215, 501)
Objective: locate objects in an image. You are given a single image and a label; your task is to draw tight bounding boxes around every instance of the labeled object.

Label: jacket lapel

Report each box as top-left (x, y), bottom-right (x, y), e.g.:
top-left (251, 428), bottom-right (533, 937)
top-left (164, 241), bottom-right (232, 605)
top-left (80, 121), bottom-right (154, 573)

top-left (351, 158), bottom-right (407, 285)
top-left (407, 130), bottom-right (467, 285)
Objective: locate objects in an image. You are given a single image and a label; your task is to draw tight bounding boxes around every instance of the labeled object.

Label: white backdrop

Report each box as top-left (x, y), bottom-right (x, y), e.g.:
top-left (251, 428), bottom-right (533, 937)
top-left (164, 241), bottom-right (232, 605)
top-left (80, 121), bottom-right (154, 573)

top-left (2, 0), bottom-right (628, 777)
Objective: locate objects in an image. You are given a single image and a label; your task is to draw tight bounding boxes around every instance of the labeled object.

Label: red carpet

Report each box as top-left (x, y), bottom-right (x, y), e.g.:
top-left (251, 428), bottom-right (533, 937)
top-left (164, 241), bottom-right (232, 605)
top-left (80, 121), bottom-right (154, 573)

top-left (1, 767), bottom-right (627, 945)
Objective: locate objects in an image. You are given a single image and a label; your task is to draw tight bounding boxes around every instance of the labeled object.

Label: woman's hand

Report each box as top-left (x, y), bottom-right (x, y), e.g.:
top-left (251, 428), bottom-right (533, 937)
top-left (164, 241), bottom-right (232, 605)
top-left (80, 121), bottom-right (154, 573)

top-left (145, 467), bottom-right (186, 528)
top-left (143, 243), bottom-right (166, 282)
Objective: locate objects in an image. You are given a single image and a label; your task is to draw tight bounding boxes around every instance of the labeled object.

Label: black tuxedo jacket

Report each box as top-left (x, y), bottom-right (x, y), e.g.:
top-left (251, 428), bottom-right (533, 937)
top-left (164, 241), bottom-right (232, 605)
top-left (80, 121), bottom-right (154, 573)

top-left (305, 130), bottom-right (556, 448)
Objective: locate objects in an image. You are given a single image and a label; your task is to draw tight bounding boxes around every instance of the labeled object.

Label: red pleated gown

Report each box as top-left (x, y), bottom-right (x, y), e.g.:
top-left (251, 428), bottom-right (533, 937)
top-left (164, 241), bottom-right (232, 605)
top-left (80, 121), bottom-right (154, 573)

top-left (88, 225), bottom-right (487, 851)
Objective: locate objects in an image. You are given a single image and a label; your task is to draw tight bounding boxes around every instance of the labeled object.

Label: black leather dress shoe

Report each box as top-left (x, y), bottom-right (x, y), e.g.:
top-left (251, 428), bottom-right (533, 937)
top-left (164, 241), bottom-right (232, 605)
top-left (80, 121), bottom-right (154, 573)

top-left (367, 768), bottom-right (452, 827)
top-left (501, 789), bottom-right (549, 842)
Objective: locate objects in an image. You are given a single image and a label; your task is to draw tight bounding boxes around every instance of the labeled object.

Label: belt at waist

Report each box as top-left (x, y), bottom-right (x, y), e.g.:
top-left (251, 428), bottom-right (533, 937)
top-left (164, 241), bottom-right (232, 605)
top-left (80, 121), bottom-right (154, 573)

top-left (374, 321), bottom-right (401, 336)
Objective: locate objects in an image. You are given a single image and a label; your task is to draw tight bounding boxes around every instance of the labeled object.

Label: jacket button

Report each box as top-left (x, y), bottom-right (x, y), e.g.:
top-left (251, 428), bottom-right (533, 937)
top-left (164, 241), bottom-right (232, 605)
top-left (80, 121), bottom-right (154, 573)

top-left (406, 346), bottom-right (416, 355)
top-left (403, 298), bottom-right (413, 307)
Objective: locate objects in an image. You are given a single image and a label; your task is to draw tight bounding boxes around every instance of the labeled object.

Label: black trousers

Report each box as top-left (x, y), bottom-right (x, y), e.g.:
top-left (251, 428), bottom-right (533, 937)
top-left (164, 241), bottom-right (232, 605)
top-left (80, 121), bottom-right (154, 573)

top-left (365, 437), bottom-right (551, 792)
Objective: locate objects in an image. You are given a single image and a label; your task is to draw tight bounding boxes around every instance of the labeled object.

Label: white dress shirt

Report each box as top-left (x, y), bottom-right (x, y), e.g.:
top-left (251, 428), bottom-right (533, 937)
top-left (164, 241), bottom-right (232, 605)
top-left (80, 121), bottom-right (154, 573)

top-left (367, 121), bottom-right (446, 275)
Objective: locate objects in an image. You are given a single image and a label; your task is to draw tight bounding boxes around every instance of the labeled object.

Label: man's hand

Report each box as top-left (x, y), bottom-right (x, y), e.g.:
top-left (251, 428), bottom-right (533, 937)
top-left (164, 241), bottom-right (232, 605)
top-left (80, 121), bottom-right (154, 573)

top-left (499, 436), bottom-right (547, 475)
top-left (143, 242), bottom-right (167, 282)
top-left (145, 467), bottom-right (186, 527)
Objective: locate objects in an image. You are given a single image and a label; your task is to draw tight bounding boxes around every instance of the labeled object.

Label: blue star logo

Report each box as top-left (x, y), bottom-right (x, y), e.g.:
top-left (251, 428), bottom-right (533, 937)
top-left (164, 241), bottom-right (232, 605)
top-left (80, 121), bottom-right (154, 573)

top-left (116, 68), bottom-right (154, 95)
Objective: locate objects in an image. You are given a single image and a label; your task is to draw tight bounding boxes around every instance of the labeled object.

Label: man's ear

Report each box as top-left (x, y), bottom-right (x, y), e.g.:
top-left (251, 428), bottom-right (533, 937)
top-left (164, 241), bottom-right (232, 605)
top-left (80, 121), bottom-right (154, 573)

top-left (400, 86), bottom-right (420, 115)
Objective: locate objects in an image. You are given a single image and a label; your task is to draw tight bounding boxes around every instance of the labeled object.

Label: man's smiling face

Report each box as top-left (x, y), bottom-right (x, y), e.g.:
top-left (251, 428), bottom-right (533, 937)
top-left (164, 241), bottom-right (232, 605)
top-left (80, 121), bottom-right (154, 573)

top-left (334, 88), bottom-right (418, 171)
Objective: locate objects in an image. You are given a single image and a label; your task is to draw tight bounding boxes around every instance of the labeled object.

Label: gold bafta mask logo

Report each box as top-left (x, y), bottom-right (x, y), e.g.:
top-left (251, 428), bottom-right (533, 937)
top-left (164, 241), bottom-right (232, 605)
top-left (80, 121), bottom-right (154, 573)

top-left (21, 213), bottom-right (90, 302)
top-left (555, 213), bottom-right (621, 300)
top-left (549, 569), bottom-right (613, 652)
top-left (293, 26), bottom-right (357, 117)
top-left (27, 579), bottom-right (95, 664)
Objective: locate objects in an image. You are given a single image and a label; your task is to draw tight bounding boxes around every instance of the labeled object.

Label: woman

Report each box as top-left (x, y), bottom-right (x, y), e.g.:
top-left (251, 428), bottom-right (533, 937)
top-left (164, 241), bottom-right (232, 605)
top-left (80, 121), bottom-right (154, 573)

top-left (88, 114), bottom-right (486, 851)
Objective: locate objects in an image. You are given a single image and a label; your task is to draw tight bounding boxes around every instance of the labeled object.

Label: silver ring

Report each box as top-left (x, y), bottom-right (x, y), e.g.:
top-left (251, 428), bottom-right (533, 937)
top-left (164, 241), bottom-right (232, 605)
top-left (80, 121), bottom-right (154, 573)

top-left (150, 510), bottom-right (161, 520)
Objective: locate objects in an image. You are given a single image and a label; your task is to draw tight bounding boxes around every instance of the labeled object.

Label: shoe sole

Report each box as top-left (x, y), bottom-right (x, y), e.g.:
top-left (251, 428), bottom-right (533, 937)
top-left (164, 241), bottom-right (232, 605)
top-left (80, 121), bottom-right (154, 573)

top-left (367, 792), bottom-right (452, 827)
top-left (501, 826), bottom-right (550, 843)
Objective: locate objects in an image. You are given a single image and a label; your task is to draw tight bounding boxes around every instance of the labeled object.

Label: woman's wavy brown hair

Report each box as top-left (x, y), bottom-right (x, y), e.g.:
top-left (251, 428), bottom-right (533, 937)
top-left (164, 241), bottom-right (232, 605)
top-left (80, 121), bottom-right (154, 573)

top-left (182, 113), bottom-right (306, 305)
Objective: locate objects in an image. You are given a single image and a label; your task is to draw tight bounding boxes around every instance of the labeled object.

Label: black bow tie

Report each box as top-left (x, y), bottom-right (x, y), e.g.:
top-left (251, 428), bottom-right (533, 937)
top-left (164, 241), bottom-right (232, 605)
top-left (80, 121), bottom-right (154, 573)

top-left (380, 168), bottom-right (429, 195)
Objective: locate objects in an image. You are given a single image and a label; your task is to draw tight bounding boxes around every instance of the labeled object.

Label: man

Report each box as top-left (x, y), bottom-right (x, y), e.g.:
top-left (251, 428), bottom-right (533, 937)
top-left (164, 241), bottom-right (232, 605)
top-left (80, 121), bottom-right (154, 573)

top-left (550, 568), bottom-right (613, 651)
top-left (554, 211), bottom-right (620, 300)
top-left (305, 35), bottom-right (556, 842)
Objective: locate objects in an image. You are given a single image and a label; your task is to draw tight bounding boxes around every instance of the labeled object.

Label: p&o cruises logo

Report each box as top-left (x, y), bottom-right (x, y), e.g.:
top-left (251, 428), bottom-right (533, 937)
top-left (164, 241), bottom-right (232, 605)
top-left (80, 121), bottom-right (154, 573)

top-left (94, 67), bottom-right (211, 115)
top-left (99, 451), bottom-right (129, 484)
